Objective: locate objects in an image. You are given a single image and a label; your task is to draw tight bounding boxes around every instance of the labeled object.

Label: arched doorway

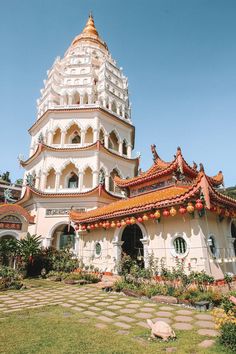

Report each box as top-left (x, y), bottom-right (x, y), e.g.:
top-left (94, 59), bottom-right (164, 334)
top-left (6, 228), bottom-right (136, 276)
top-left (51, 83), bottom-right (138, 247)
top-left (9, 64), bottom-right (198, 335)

top-left (51, 224), bottom-right (75, 250)
top-left (121, 224), bottom-right (144, 267)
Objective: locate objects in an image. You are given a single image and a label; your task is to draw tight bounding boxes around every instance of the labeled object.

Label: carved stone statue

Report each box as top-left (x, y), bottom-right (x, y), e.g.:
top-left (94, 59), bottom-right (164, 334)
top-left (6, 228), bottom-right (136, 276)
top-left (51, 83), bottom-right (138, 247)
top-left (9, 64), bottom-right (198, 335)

top-left (147, 319), bottom-right (176, 341)
top-left (38, 132), bottom-right (44, 144)
top-left (26, 173), bottom-right (35, 187)
top-left (4, 189), bottom-right (15, 203)
top-left (98, 170), bottom-right (105, 185)
top-left (192, 161), bottom-right (198, 171)
top-left (0, 171), bottom-right (11, 183)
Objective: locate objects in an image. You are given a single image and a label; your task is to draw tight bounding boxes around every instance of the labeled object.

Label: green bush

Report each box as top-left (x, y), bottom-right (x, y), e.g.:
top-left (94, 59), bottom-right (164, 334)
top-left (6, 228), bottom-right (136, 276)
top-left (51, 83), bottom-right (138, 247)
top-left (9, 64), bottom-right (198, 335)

top-left (221, 291), bottom-right (236, 314)
top-left (219, 322), bottom-right (236, 352)
top-left (0, 266), bottom-right (23, 290)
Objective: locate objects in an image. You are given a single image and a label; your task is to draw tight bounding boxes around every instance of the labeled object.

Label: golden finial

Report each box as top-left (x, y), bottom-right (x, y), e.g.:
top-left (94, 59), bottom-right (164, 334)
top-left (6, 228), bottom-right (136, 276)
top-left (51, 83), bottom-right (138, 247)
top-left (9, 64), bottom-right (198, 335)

top-left (82, 12), bottom-right (98, 36)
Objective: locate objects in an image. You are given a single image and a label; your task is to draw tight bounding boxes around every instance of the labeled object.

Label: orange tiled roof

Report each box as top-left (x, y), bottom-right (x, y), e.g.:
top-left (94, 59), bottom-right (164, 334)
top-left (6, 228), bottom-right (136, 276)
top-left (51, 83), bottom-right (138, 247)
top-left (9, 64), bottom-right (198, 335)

top-left (70, 185), bottom-right (196, 223)
top-left (0, 204), bottom-right (35, 224)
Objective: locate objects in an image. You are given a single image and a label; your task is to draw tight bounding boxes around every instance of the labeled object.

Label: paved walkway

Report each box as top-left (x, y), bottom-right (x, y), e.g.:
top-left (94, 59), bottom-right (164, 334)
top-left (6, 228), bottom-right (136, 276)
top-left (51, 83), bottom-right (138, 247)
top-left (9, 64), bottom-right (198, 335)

top-left (0, 281), bottom-right (218, 348)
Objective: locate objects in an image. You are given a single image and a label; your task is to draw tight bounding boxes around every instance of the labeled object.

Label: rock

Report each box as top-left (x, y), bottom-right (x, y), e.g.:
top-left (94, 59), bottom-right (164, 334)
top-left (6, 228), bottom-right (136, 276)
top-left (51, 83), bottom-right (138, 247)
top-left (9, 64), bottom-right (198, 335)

top-left (151, 295), bottom-right (178, 304)
top-left (76, 279), bottom-right (88, 285)
top-left (123, 289), bottom-right (140, 298)
top-left (147, 319), bottom-right (176, 341)
top-left (198, 339), bottom-right (215, 348)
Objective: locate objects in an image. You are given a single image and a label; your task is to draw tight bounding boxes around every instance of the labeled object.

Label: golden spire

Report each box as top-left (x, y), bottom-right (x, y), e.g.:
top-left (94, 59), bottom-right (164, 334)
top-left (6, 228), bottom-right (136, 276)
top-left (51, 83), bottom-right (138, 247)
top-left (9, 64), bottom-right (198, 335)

top-left (82, 12), bottom-right (99, 37)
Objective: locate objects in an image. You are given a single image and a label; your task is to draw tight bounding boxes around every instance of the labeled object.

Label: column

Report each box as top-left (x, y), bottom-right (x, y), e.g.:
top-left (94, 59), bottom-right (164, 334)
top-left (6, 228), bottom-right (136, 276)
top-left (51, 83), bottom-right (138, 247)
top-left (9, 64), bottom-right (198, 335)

top-left (140, 238), bottom-right (149, 269)
top-left (35, 175), bottom-right (40, 189)
top-left (118, 141), bottom-right (123, 156)
top-left (43, 236), bottom-right (52, 248)
top-left (105, 174), bottom-right (109, 190)
top-left (104, 134), bottom-right (109, 148)
top-left (81, 130), bottom-right (85, 146)
top-left (55, 172), bottom-right (61, 191)
top-left (93, 171), bottom-right (99, 188)
top-left (93, 129), bottom-right (99, 143)
top-left (78, 172), bottom-right (84, 192)
top-left (41, 172), bottom-right (47, 190)
top-left (127, 144), bottom-right (132, 158)
top-left (48, 130), bottom-right (53, 145)
top-left (61, 130), bottom-right (66, 146)
top-left (68, 95), bottom-right (73, 105)
top-left (112, 240), bottom-right (124, 271)
top-left (75, 234), bottom-right (80, 257)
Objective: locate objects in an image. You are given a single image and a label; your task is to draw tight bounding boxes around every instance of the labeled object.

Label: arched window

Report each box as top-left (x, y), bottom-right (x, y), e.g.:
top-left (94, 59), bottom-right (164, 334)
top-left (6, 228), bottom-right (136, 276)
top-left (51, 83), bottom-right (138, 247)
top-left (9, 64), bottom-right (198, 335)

top-left (84, 127), bottom-right (93, 144)
top-left (46, 168), bottom-right (56, 189)
top-left (68, 172), bottom-right (78, 188)
top-left (65, 124), bottom-right (81, 144)
top-left (99, 129), bottom-right (105, 144)
top-left (83, 93), bottom-right (88, 104)
top-left (83, 167), bottom-right (93, 189)
top-left (122, 140), bottom-right (127, 155)
top-left (109, 168), bottom-right (120, 193)
top-left (108, 131), bottom-right (119, 152)
top-left (71, 131), bottom-right (81, 144)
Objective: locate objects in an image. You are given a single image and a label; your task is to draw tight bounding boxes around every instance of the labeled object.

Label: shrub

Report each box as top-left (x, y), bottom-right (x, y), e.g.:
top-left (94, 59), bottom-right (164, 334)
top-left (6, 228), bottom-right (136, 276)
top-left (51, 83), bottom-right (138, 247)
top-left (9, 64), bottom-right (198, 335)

top-left (0, 266), bottom-right (23, 290)
top-left (219, 322), bottom-right (236, 352)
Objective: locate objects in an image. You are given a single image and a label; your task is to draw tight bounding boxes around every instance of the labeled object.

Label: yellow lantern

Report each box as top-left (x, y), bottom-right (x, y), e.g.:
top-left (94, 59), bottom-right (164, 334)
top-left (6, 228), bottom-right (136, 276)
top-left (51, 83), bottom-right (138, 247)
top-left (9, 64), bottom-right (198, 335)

top-left (121, 219), bottom-right (126, 227)
top-left (170, 207), bottom-right (177, 217)
top-left (130, 217), bottom-right (136, 224)
top-left (142, 214), bottom-right (149, 221)
top-left (186, 202), bottom-right (194, 214)
top-left (111, 221), bottom-right (116, 228)
top-left (154, 210), bottom-right (161, 219)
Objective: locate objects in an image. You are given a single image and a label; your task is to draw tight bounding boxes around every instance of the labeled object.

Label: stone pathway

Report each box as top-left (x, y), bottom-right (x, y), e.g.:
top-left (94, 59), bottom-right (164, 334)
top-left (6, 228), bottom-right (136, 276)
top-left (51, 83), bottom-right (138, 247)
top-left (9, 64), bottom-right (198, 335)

top-left (0, 281), bottom-right (218, 347)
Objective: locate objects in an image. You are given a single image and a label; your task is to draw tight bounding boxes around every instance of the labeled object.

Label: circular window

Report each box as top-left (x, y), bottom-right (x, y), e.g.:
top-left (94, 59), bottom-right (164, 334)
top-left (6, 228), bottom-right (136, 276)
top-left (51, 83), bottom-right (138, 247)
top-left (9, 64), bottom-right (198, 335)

top-left (95, 242), bottom-right (102, 256)
top-left (173, 237), bottom-right (187, 255)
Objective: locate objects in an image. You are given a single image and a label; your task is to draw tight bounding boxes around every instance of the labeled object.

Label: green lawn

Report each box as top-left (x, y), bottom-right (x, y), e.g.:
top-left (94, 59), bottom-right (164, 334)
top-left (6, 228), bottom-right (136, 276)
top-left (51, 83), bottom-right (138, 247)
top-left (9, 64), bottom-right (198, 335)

top-left (0, 305), bottom-right (232, 354)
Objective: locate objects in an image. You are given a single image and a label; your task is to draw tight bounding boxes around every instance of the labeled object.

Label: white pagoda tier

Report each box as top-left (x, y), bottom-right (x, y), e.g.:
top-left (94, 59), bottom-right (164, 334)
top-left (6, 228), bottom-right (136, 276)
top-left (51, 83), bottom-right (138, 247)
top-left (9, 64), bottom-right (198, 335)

top-left (18, 15), bottom-right (139, 250)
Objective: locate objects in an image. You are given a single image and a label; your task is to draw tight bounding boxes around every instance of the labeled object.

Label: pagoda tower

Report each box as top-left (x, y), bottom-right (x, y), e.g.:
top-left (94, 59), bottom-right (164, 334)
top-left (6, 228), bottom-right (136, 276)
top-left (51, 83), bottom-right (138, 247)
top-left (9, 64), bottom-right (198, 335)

top-left (18, 15), bottom-right (138, 250)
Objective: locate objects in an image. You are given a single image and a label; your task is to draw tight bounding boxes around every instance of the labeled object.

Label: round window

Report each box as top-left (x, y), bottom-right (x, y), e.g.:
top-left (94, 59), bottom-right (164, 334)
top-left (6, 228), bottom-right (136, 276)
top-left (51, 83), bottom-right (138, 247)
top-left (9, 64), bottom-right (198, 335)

top-left (173, 237), bottom-right (187, 255)
top-left (95, 242), bottom-right (101, 256)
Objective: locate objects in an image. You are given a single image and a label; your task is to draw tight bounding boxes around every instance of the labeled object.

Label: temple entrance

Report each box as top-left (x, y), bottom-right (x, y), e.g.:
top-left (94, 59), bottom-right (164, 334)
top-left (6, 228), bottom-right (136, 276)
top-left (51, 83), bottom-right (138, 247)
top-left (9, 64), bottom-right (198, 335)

top-left (51, 224), bottom-right (75, 250)
top-left (121, 224), bottom-right (144, 267)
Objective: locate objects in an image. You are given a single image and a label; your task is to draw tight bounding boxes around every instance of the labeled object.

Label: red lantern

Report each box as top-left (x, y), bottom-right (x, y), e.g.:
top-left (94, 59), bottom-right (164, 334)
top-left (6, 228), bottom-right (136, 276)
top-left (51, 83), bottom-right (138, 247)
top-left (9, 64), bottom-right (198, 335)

top-left (90, 224), bottom-right (95, 230)
top-left (150, 213), bottom-right (155, 219)
top-left (195, 200), bottom-right (203, 211)
top-left (179, 206), bottom-right (187, 215)
top-left (163, 209), bottom-right (170, 217)
top-left (126, 218), bottom-right (131, 225)
top-left (105, 221), bottom-right (110, 228)
top-left (210, 205), bottom-right (217, 213)
top-left (99, 222), bottom-right (103, 227)
top-left (87, 225), bottom-right (91, 230)
top-left (116, 221), bottom-right (121, 228)
top-left (102, 222), bottom-right (106, 228)
top-left (137, 216), bottom-right (143, 223)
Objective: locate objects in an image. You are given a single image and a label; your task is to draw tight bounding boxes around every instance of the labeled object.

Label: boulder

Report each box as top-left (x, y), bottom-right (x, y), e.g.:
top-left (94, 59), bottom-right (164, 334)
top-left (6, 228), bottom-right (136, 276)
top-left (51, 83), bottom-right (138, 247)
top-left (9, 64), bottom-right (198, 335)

top-left (151, 295), bottom-right (178, 304)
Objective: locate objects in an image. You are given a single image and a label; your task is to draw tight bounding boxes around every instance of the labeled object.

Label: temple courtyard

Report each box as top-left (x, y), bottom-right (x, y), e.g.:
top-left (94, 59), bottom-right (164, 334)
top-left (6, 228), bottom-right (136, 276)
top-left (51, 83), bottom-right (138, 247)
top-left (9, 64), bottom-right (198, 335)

top-left (0, 279), bottom-right (227, 354)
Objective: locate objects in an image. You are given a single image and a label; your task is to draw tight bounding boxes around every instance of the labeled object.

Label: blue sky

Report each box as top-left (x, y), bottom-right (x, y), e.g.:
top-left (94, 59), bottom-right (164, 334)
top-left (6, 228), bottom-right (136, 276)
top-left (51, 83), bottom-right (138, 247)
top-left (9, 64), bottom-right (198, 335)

top-left (0, 0), bottom-right (235, 186)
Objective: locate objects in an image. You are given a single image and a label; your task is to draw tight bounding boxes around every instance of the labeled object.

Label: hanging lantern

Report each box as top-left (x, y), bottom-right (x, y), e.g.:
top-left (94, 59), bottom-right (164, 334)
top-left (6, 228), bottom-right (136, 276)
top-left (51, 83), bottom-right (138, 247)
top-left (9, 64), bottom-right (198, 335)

top-left (121, 219), bottom-right (126, 227)
top-left (87, 225), bottom-right (91, 230)
top-left (74, 225), bottom-right (79, 231)
top-left (130, 217), bottom-right (136, 224)
top-left (150, 213), bottom-right (155, 219)
top-left (170, 207), bottom-right (177, 217)
top-left (142, 214), bottom-right (149, 221)
top-left (137, 216), bottom-right (143, 223)
top-left (102, 222), bottom-right (106, 228)
top-left (82, 225), bottom-right (86, 231)
top-left (210, 205), bottom-right (217, 213)
top-left (186, 202), bottom-right (194, 214)
top-left (90, 224), bottom-right (95, 230)
top-left (111, 221), bottom-right (116, 228)
top-left (163, 209), bottom-right (170, 217)
top-left (105, 221), bottom-right (110, 228)
top-left (116, 221), bottom-right (121, 228)
top-left (195, 199), bottom-right (204, 211)
top-left (126, 218), bottom-right (131, 225)
top-left (154, 210), bottom-right (161, 219)
top-left (225, 210), bottom-right (230, 217)
top-left (94, 223), bottom-right (99, 228)
top-left (179, 206), bottom-right (187, 215)
top-left (99, 222), bottom-right (103, 227)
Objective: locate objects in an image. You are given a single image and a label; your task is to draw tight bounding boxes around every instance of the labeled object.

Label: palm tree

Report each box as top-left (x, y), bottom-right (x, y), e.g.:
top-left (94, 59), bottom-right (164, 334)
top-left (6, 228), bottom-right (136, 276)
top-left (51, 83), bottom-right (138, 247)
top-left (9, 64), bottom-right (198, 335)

top-left (18, 233), bottom-right (42, 264)
top-left (0, 238), bottom-right (19, 267)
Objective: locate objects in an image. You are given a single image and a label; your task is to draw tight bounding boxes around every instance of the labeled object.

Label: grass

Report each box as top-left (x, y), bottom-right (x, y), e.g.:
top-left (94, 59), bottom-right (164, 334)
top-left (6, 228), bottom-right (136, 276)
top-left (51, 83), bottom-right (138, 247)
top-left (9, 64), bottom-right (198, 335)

top-left (0, 305), bottom-right (232, 354)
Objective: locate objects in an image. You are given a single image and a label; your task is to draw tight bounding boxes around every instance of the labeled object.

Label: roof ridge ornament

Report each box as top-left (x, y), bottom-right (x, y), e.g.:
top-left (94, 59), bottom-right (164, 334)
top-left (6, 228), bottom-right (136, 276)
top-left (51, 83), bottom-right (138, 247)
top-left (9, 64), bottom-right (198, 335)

top-left (151, 144), bottom-right (159, 163)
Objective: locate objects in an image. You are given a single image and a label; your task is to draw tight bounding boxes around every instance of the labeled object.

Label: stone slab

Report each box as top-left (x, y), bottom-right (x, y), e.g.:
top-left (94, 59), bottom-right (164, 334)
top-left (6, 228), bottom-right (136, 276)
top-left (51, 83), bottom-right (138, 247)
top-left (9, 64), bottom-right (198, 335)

top-left (126, 304), bottom-right (140, 309)
top-left (140, 307), bottom-right (155, 313)
top-left (195, 320), bottom-right (215, 329)
top-left (136, 321), bottom-right (149, 329)
top-left (120, 308), bottom-right (136, 314)
top-left (61, 303), bottom-right (73, 307)
top-left (95, 323), bottom-right (107, 329)
top-left (114, 322), bottom-right (131, 329)
top-left (151, 317), bottom-right (172, 324)
top-left (102, 311), bottom-right (117, 317)
top-left (116, 330), bottom-right (129, 335)
top-left (197, 329), bottom-right (219, 337)
top-left (97, 315), bottom-right (114, 323)
top-left (71, 307), bottom-right (84, 312)
top-left (83, 310), bottom-right (97, 316)
top-left (135, 313), bottom-right (151, 319)
top-left (116, 316), bottom-right (135, 323)
top-left (174, 315), bottom-right (193, 323)
top-left (198, 339), bottom-right (215, 348)
top-left (175, 310), bottom-right (193, 315)
top-left (107, 305), bottom-right (121, 310)
top-left (173, 322), bottom-right (193, 330)
top-left (155, 311), bottom-right (173, 317)
top-left (159, 306), bottom-right (174, 311)
top-left (195, 314), bottom-right (213, 321)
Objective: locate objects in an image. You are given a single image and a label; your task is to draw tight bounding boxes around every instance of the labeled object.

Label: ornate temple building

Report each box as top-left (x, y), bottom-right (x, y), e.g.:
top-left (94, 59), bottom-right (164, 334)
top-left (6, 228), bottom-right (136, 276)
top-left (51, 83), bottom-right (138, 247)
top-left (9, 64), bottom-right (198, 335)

top-left (16, 15), bottom-right (138, 249)
top-left (70, 146), bottom-right (236, 278)
top-left (1, 14), bottom-right (235, 279)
